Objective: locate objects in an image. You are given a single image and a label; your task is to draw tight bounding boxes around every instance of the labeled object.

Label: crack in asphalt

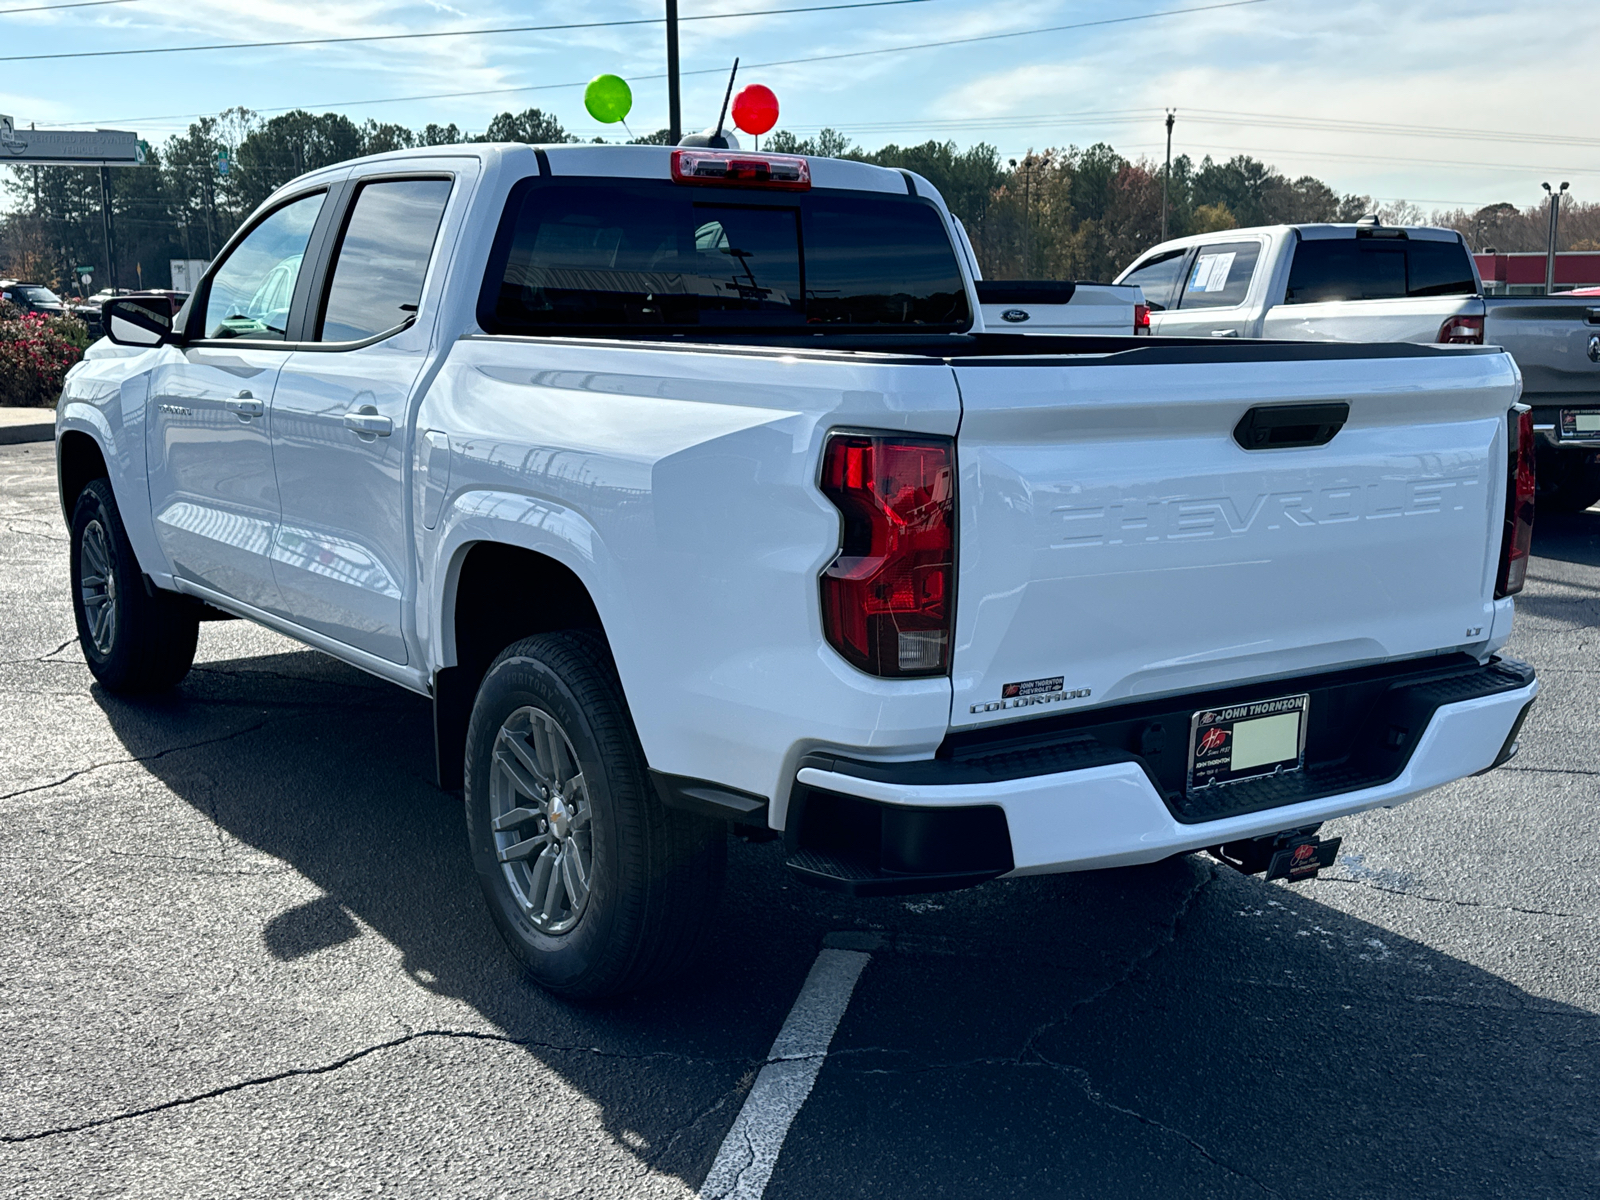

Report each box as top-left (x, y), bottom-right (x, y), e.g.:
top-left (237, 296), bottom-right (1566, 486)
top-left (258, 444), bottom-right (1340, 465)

top-left (1033, 1053), bottom-right (1286, 1198)
top-left (0, 638), bottom-right (76, 667)
top-left (1013, 864), bottom-right (1218, 1066)
top-left (1317, 876), bottom-right (1594, 920)
top-left (0, 722), bottom-right (269, 802)
top-left (2, 1029), bottom-right (752, 1145)
top-left (5, 522), bottom-right (68, 543)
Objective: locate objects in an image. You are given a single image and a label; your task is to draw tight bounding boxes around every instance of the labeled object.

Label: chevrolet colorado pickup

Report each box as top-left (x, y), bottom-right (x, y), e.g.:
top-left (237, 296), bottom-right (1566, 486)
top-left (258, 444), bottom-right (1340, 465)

top-left (1117, 219), bottom-right (1600, 509)
top-left (61, 144), bottom-right (1538, 997)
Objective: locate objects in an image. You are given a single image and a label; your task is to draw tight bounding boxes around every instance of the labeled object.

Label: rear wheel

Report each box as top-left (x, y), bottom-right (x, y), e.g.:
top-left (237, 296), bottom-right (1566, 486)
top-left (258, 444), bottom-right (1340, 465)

top-left (69, 478), bottom-right (199, 692)
top-left (464, 632), bottom-right (726, 999)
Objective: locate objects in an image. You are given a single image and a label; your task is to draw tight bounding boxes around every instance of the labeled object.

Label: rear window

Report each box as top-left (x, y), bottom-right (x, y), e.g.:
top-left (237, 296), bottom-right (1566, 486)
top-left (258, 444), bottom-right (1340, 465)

top-left (1285, 236), bottom-right (1477, 304)
top-left (1175, 241), bottom-right (1260, 309)
top-left (480, 179), bottom-right (970, 334)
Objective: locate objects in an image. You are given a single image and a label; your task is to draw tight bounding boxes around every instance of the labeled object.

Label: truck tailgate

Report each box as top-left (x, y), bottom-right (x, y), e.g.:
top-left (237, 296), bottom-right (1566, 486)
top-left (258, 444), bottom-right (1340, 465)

top-left (949, 344), bottom-right (1519, 728)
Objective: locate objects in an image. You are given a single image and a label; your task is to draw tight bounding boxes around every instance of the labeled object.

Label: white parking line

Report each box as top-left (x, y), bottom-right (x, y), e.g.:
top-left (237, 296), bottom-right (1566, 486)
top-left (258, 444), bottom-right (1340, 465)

top-left (698, 947), bottom-right (872, 1200)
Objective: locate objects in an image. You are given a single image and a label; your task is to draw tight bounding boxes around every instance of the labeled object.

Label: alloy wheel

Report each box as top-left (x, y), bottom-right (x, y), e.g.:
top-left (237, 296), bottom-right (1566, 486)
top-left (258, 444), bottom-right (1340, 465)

top-left (489, 706), bottom-right (594, 935)
top-left (79, 518), bottom-right (118, 656)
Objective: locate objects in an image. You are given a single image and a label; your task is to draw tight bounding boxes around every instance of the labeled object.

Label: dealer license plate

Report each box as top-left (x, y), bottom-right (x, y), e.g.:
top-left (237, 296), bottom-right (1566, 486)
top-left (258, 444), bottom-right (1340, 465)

top-left (1187, 693), bottom-right (1309, 791)
top-left (1559, 409), bottom-right (1600, 438)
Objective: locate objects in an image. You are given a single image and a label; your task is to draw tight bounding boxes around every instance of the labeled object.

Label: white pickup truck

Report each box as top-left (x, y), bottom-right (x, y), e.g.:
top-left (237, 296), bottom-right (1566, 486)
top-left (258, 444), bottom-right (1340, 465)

top-left (1117, 220), bottom-right (1600, 509)
top-left (973, 279), bottom-right (1149, 335)
top-left (61, 144), bottom-right (1537, 998)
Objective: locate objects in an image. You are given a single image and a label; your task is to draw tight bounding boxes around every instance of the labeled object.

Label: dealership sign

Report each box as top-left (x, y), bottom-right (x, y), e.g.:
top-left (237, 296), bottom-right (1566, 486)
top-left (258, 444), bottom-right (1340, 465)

top-left (0, 116), bottom-right (145, 166)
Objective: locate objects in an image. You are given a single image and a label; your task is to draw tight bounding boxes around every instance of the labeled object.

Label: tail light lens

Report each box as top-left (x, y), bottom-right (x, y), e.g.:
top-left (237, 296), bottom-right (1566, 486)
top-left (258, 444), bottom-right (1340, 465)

top-left (1496, 404), bottom-right (1535, 598)
top-left (671, 148), bottom-right (811, 190)
top-left (1134, 303), bottom-right (1151, 334)
top-left (1438, 314), bottom-right (1485, 344)
top-left (819, 432), bottom-right (955, 677)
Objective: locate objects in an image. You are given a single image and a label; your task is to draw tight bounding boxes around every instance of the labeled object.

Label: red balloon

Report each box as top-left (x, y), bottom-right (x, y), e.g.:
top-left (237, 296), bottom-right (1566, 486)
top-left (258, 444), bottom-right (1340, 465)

top-left (731, 84), bottom-right (779, 136)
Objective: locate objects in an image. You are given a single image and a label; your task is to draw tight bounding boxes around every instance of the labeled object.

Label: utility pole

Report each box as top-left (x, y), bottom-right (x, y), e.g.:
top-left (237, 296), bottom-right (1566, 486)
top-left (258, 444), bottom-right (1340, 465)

top-left (99, 165), bottom-right (117, 292)
top-left (1161, 109), bottom-right (1175, 242)
top-left (666, 0), bottom-right (682, 144)
top-left (1542, 181), bottom-right (1569, 294)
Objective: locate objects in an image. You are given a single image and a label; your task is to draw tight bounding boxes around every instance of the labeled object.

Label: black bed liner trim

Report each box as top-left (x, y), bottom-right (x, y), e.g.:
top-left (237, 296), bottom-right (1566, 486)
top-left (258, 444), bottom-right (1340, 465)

top-left (801, 655), bottom-right (1535, 825)
top-left (975, 280), bottom-right (1080, 306)
top-left (462, 330), bottom-right (1502, 366)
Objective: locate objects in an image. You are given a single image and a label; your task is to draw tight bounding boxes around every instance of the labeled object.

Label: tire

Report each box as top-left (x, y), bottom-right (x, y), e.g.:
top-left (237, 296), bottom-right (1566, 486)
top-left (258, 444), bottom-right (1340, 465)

top-left (69, 478), bottom-right (199, 693)
top-left (463, 632), bottom-right (726, 999)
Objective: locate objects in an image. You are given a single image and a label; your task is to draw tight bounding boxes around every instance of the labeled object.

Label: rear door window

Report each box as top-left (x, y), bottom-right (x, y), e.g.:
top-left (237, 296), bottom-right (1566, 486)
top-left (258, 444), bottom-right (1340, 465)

top-left (318, 178), bottom-right (453, 342)
top-left (481, 180), bottom-right (969, 333)
top-left (1175, 241), bottom-right (1260, 309)
top-left (1285, 237), bottom-right (1475, 304)
top-left (1120, 248), bottom-right (1189, 310)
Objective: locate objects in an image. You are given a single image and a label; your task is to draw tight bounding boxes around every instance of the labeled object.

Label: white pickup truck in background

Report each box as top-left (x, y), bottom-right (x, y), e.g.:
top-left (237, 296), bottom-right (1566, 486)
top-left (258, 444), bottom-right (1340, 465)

top-left (59, 143), bottom-right (1537, 998)
top-left (973, 279), bottom-right (1149, 335)
top-left (1118, 220), bottom-right (1600, 509)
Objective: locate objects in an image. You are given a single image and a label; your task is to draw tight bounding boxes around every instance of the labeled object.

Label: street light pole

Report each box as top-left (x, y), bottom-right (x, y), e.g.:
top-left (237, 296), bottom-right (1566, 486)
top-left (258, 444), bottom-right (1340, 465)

top-left (666, 0), bottom-right (682, 144)
top-left (1161, 109), bottom-right (1175, 243)
top-left (1543, 181), bottom-right (1569, 295)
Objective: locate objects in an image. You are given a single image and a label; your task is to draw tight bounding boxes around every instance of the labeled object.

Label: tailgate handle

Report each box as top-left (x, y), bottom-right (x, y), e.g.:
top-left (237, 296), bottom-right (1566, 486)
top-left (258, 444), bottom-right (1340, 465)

top-left (1233, 403), bottom-right (1350, 451)
top-left (1586, 308), bottom-right (1600, 325)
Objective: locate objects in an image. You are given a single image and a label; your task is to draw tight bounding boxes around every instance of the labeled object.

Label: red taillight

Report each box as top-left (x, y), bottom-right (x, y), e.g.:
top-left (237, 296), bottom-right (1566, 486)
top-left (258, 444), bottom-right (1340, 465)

top-left (819, 433), bottom-right (955, 677)
top-left (1437, 314), bottom-right (1484, 344)
top-left (1497, 404), bottom-right (1535, 598)
top-left (1134, 303), bottom-right (1151, 334)
top-left (670, 148), bottom-right (811, 190)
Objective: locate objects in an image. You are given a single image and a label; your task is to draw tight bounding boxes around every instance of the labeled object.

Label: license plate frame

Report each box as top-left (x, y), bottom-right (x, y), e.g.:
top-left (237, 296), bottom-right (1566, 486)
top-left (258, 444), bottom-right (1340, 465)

top-left (1559, 408), bottom-right (1600, 439)
top-left (1187, 693), bottom-right (1310, 793)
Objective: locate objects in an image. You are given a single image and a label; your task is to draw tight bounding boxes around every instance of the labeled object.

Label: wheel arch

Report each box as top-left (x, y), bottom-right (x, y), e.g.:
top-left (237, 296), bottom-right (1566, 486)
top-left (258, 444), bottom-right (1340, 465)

top-left (57, 428), bottom-right (110, 524)
top-left (432, 536), bottom-right (610, 790)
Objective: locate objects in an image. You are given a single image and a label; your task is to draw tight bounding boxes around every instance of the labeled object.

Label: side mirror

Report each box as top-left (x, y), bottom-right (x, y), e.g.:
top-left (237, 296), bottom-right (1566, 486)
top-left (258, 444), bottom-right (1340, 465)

top-left (103, 295), bottom-right (179, 347)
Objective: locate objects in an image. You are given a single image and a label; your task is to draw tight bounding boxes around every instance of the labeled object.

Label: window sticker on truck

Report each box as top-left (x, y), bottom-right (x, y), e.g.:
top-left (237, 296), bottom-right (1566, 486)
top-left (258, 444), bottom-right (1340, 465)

top-left (1189, 251), bottom-right (1237, 294)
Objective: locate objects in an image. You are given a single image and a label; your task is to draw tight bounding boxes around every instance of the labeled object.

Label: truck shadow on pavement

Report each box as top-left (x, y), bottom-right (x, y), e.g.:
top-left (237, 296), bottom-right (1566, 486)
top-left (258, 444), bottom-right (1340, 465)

top-left (93, 651), bottom-right (1597, 1199)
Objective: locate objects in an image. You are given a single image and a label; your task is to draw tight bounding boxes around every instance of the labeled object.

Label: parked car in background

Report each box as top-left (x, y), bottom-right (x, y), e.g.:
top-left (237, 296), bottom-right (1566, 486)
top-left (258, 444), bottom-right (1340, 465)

top-left (1118, 220), bottom-right (1600, 510)
top-left (0, 281), bottom-right (70, 317)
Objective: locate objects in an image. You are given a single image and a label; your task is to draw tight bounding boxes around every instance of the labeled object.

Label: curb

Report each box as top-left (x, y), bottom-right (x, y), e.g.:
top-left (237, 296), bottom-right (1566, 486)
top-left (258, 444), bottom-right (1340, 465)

top-left (0, 419), bottom-right (55, 447)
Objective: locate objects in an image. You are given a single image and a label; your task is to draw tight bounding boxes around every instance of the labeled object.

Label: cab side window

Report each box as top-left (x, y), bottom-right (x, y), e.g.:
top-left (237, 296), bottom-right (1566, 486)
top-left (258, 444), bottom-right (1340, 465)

top-left (317, 178), bottom-right (453, 343)
top-left (202, 191), bottom-right (325, 340)
top-left (1175, 241), bottom-right (1261, 310)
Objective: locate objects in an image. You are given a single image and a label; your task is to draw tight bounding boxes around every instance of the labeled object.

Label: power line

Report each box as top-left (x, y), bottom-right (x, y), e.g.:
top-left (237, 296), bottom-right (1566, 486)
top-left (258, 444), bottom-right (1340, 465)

top-left (40, 0), bottom-right (1281, 128)
top-left (0, 0), bottom-right (136, 13)
top-left (0, 0), bottom-right (942, 63)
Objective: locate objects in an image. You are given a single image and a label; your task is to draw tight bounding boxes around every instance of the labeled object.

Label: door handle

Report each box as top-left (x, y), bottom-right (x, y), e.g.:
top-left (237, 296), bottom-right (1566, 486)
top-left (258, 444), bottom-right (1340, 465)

top-left (1209, 329), bottom-right (1240, 337)
top-left (225, 390), bottom-right (263, 418)
top-left (343, 405), bottom-right (393, 438)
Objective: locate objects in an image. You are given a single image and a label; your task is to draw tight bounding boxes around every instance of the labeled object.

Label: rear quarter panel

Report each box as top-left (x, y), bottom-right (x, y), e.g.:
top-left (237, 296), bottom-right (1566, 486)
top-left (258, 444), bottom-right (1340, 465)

top-left (421, 337), bottom-right (962, 818)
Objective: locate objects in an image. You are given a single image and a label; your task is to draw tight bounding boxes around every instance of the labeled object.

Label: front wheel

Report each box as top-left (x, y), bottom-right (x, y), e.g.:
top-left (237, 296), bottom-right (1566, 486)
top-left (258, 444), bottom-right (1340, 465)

top-left (464, 632), bottom-right (726, 999)
top-left (70, 478), bottom-right (199, 693)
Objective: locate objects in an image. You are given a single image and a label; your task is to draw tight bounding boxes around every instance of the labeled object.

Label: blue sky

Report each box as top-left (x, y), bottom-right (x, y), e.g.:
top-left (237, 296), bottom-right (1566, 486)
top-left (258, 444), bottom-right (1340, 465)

top-left (1, 0), bottom-right (1596, 214)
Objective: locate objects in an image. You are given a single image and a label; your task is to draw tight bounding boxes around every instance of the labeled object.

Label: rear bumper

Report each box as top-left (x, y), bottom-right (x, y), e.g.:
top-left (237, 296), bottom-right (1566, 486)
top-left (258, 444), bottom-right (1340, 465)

top-left (786, 657), bottom-right (1536, 891)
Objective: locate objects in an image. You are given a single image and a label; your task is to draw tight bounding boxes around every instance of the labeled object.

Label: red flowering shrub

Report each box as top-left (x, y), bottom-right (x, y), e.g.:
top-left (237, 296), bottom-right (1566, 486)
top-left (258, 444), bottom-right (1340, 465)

top-left (0, 299), bottom-right (88, 407)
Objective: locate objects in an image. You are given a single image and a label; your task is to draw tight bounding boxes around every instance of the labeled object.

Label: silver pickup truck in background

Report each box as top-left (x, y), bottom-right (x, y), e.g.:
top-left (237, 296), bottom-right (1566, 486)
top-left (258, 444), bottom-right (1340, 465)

top-left (1118, 220), bottom-right (1600, 510)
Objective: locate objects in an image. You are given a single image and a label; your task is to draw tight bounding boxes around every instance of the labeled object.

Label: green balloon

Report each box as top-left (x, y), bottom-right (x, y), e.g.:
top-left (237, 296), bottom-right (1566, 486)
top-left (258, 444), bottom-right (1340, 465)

top-left (585, 74), bottom-right (632, 124)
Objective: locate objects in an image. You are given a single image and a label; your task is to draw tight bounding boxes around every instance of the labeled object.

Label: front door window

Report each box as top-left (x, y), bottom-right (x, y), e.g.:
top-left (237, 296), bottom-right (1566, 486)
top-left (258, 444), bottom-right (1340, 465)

top-left (203, 192), bottom-right (324, 340)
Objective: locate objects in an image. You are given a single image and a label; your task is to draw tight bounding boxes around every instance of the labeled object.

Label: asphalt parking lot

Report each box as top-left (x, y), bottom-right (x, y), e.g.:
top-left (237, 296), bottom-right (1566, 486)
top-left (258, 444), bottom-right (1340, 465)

top-left (2, 436), bottom-right (1596, 1199)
